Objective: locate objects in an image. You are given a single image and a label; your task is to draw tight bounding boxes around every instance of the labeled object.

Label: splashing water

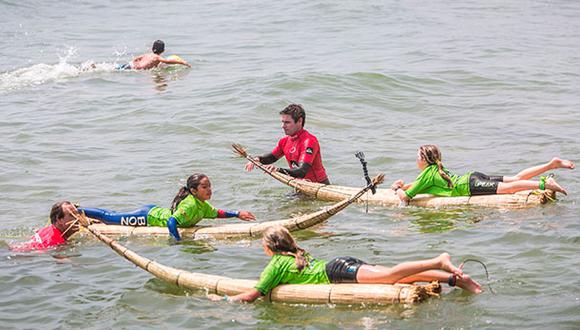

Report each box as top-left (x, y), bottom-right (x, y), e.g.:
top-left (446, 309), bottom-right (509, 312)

top-left (0, 47), bottom-right (116, 92)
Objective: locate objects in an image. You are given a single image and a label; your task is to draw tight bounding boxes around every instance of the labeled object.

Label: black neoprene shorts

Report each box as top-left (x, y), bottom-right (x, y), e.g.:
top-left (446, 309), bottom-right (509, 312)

top-left (325, 256), bottom-right (367, 283)
top-left (469, 172), bottom-right (504, 195)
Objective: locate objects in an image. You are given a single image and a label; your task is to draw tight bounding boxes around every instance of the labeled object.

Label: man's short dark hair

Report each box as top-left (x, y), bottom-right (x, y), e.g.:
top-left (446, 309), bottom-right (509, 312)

top-left (49, 201), bottom-right (71, 224)
top-left (279, 104), bottom-right (306, 127)
top-left (152, 40), bottom-right (165, 54)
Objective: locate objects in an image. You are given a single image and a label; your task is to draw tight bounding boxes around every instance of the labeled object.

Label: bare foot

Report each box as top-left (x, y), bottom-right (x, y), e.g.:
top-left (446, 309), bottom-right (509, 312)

top-left (438, 253), bottom-right (463, 277)
top-left (550, 157), bottom-right (575, 170)
top-left (545, 177), bottom-right (568, 195)
top-left (456, 274), bottom-right (483, 294)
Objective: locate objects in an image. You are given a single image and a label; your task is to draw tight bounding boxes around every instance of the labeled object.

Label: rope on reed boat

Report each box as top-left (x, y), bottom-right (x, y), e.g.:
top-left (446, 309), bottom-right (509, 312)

top-left (459, 259), bottom-right (495, 295)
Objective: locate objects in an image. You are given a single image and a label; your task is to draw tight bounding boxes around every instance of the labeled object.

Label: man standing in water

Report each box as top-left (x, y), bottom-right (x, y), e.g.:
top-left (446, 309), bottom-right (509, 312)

top-left (10, 201), bottom-right (80, 252)
top-left (245, 104), bottom-right (330, 184)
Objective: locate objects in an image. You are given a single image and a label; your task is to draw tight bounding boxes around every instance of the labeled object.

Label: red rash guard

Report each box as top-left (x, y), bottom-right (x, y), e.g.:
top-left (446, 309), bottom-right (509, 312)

top-left (10, 225), bottom-right (66, 252)
top-left (271, 129), bottom-right (328, 183)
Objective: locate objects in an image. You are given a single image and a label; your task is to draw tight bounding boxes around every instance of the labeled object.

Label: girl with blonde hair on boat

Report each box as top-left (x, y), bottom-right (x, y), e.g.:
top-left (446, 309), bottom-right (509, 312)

top-left (390, 145), bottom-right (574, 206)
top-left (78, 173), bottom-right (255, 241)
top-left (207, 226), bottom-right (482, 303)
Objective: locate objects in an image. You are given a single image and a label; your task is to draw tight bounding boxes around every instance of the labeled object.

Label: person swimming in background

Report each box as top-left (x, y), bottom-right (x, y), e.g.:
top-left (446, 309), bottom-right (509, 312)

top-left (117, 40), bottom-right (191, 70)
top-left (10, 201), bottom-right (80, 252)
top-left (78, 173), bottom-right (255, 241)
top-left (207, 226), bottom-right (482, 303)
top-left (390, 144), bottom-right (575, 206)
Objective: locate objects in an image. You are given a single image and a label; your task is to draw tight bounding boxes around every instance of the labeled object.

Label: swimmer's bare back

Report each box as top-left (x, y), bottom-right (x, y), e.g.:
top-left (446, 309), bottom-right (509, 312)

top-left (131, 54), bottom-right (162, 70)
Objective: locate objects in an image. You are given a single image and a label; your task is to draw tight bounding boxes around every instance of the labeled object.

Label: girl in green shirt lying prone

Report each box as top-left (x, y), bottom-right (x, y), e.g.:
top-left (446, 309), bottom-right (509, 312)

top-left (391, 145), bottom-right (574, 206)
top-left (207, 226), bottom-right (482, 303)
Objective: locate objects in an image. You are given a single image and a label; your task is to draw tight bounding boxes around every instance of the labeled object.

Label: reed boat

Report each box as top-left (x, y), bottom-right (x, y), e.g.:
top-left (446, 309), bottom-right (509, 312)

top-left (73, 212), bottom-right (441, 305)
top-left (232, 143), bottom-right (557, 208)
top-left (81, 174), bottom-right (384, 239)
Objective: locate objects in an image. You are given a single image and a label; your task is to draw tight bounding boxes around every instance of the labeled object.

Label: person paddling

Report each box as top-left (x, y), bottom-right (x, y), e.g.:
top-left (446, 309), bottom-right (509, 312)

top-left (391, 145), bottom-right (574, 205)
top-left (78, 173), bottom-right (255, 241)
top-left (207, 226), bottom-right (482, 303)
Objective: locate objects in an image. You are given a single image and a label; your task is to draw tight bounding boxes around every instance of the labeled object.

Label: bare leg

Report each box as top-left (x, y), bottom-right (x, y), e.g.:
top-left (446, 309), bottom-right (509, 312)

top-left (497, 178), bottom-right (567, 195)
top-left (546, 177), bottom-right (567, 195)
top-left (356, 253), bottom-right (462, 284)
top-left (397, 270), bottom-right (483, 294)
top-left (503, 157), bottom-right (575, 182)
top-left (497, 181), bottom-right (539, 194)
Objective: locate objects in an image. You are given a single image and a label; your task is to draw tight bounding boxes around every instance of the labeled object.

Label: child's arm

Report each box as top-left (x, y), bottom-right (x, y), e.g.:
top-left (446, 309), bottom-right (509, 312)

top-left (207, 289), bottom-right (262, 303)
top-left (391, 179), bottom-right (412, 205)
top-left (217, 209), bottom-right (256, 221)
top-left (159, 56), bottom-right (192, 67)
top-left (395, 188), bottom-right (411, 205)
top-left (391, 180), bottom-right (415, 191)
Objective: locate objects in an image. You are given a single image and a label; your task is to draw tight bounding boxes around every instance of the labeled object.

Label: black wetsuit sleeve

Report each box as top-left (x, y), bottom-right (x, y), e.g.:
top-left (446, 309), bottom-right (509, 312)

top-left (258, 153), bottom-right (278, 165)
top-left (278, 162), bottom-right (311, 179)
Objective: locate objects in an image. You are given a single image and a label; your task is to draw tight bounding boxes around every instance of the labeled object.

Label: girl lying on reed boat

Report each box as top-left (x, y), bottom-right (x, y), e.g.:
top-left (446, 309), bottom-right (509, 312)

top-left (391, 145), bottom-right (574, 206)
top-left (78, 173), bottom-right (255, 241)
top-left (207, 226), bottom-right (481, 302)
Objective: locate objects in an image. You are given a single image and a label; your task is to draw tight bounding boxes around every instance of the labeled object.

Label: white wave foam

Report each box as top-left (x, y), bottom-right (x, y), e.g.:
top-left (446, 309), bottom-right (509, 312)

top-left (0, 47), bottom-right (117, 92)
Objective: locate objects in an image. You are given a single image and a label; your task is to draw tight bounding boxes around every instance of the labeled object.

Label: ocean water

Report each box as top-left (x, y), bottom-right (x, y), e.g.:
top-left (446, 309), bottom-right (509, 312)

top-left (1, 1), bottom-right (579, 329)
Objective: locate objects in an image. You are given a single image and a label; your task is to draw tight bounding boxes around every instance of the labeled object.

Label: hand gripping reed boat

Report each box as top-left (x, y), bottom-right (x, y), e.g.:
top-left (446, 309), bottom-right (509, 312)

top-left (82, 173), bottom-right (384, 239)
top-left (232, 143), bottom-right (557, 208)
top-left (73, 212), bottom-right (441, 305)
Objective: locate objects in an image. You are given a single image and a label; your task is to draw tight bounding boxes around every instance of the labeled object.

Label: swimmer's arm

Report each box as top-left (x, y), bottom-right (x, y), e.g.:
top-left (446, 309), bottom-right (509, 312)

top-left (207, 289), bottom-right (262, 303)
top-left (159, 57), bottom-right (192, 67)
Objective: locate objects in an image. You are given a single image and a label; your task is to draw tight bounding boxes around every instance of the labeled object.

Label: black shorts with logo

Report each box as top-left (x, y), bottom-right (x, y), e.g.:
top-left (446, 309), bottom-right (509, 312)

top-left (469, 172), bottom-right (504, 195)
top-left (325, 257), bottom-right (367, 283)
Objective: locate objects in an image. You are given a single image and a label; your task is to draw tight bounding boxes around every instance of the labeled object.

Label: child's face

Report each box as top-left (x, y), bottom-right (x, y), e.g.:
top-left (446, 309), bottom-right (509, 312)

top-left (192, 177), bottom-right (212, 201)
top-left (416, 151), bottom-right (428, 170)
top-left (262, 239), bottom-right (274, 256)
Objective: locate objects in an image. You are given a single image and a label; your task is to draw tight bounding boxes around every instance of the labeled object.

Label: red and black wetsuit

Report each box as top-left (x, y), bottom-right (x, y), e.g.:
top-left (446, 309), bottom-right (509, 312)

top-left (10, 225), bottom-right (67, 252)
top-left (261, 129), bottom-right (330, 184)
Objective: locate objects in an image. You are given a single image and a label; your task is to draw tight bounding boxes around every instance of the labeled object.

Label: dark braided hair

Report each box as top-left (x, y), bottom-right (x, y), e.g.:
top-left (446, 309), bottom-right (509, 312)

top-left (419, 145), bottom-right (454, 189)
top-left (170, 173), bottom-right (208, 213)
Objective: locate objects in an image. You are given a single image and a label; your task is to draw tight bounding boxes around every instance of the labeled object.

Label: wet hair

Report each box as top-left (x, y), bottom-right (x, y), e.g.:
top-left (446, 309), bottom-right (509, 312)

top-left (279, 104), bottom-right (306, 127)
top-left (262, 226), bottom-right (309, 271)
top-left (170, 173), bottom-right (208, 213)
top-left (49, 201), bottom-right (72, 225)
top-left (152, 40), bottom-right (165, 55)
top-left (418, 145), bottom-right (454, 189)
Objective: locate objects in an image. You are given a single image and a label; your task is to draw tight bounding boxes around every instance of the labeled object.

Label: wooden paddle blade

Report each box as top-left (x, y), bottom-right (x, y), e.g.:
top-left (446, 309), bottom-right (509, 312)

top-left (372, 173), bottom-right (385, 186)
top-left (231, 143), bottom-right (248, 158)
top-left (72, 211), bottom-right (91, 227)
